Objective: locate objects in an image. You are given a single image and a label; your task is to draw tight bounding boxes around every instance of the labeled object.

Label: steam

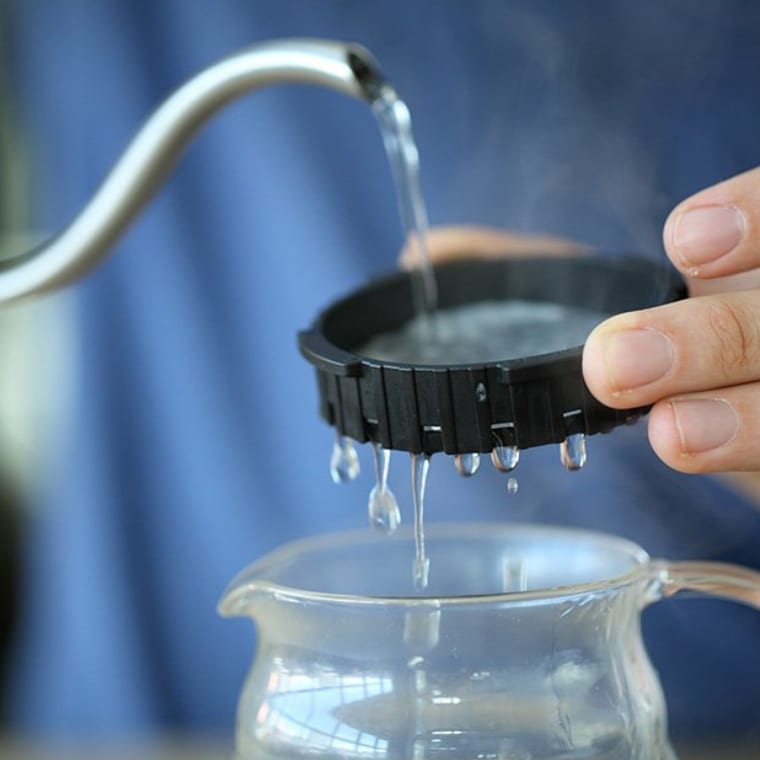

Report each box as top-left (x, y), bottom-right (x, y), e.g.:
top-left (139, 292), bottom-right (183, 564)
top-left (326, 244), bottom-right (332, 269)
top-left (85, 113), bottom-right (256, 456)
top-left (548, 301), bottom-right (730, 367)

top-left (428, 3), bottom-right (731, 259)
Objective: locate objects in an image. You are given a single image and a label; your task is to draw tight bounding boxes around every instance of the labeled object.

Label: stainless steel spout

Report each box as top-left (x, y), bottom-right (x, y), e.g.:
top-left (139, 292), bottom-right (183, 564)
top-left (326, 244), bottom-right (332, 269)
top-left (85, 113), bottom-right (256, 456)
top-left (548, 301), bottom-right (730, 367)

top-left (0, 39), bottom-right (387, 304)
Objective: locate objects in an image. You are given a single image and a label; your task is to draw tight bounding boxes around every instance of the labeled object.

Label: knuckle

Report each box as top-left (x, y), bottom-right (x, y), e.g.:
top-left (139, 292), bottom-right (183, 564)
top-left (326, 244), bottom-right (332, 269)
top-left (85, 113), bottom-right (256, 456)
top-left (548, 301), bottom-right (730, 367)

top-left (704, 300), bottom-right (758, 378)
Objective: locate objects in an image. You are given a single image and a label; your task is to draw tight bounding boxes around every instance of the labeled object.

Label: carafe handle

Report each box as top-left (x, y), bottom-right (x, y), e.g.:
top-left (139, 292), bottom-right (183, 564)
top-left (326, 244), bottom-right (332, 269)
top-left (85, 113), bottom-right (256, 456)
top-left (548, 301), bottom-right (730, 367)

top-left (650, 560), bottom-right (760, 610)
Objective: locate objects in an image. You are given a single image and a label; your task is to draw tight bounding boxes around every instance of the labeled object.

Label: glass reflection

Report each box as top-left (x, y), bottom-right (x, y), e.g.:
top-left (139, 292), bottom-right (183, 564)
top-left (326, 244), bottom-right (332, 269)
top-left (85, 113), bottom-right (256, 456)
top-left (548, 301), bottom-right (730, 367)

top-left (253, 656), bottom-right (393, 756)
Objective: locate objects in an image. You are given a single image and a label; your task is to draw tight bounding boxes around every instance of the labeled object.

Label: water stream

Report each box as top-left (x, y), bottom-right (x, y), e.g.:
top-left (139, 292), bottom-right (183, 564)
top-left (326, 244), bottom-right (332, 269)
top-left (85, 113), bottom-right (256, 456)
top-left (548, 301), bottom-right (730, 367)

top-left (371, 85), bottom-right (437, 316)
top-left (329, 87), bottom-right (593, 592)
top-left (368, 442), bottom-right (401, 534)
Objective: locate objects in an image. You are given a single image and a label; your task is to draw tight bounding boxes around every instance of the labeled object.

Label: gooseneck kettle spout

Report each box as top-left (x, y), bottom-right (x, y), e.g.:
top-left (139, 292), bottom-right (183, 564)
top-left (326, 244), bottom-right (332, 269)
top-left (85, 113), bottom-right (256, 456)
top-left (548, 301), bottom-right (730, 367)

top-left (0, 39), bottom-right (387, 304)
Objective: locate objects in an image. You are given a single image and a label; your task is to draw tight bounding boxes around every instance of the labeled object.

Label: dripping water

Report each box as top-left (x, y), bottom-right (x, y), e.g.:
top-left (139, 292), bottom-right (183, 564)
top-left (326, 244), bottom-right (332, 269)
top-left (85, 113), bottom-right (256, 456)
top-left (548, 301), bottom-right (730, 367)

top-left (368, 442), bottom-right (401, 534)
top-left (454, 452), bottom-right (480, 477)
top-left (492, 444), bottom-right (520, 495)
top-left (503, 557), bottom-right (528, 592)
top-left (411, 453), bottom-right (431, 591)
top-left (560, 433), bottom-right (587, 471)
top-left (328, 87), bottom-right (438, 487)
top-left (329, 432), bottom-right (360, 484)
top-left (491, 445), bottom-right (520, 473)
top-left (329, 80), bottom-right (596, 590)
top-left (371, 86), bottom-right (437, 316)
top-left (359, 300), bottom-right (606, 365)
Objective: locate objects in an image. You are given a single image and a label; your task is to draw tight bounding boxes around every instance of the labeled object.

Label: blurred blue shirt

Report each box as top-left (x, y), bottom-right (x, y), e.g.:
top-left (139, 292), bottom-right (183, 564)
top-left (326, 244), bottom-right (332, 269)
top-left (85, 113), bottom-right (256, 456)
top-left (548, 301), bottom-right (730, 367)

top-left (5, 0), bottom-right (760, 744)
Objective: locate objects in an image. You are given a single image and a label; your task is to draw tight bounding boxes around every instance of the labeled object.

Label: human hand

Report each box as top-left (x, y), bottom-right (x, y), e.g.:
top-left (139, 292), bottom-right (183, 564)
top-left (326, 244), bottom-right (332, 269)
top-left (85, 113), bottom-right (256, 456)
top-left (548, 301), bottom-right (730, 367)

top-left (583, 168), bottom-right (760, 474)
top-left (399, 225), bottom-right (586, 269)
top-left (401, 203), bottom-right (760, 477)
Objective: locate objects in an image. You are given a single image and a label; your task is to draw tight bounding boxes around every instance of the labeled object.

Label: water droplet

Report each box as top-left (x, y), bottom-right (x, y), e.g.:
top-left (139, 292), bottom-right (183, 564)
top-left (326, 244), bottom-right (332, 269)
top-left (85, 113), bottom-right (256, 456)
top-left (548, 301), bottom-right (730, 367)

top-left (502, 557), bottom-right (527, 592)
top-left (491, 445), bottom-right (520, 473)
top-left (411, 453), bottom-right (431, 591)
top-left (454, 452), bottom-right (480, 477)
top-left (413, 555), bottom-right (430, 592)
top-left (368, 486), bottom-right (401, 533)
top-left (506, 477), bottom-right (519, 495)
top-left (560, 433), bottom-right (587, 471)
top-left (329, 434), bottom-right (360, 483)
top-left (368, 442), bottom-right (401, 534)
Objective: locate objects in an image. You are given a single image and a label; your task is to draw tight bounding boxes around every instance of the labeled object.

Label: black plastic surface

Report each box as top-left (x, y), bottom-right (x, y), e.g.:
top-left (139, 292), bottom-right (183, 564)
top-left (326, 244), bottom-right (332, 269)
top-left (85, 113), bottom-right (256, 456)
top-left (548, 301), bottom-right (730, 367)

top-left (299, 255), bottom-right (687, 455)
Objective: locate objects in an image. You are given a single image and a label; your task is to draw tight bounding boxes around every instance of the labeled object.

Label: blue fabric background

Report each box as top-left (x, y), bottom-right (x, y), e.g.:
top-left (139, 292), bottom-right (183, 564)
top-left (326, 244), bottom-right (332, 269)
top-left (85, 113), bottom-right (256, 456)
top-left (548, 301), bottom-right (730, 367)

top-left (4, 0), bottom-right (760, 744)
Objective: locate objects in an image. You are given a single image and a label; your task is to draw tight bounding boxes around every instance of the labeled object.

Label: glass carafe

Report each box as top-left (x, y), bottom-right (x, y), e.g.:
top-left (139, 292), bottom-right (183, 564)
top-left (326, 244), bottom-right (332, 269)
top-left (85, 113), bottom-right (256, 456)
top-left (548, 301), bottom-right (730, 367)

top-left (219, 523), bottom-right (760, 760)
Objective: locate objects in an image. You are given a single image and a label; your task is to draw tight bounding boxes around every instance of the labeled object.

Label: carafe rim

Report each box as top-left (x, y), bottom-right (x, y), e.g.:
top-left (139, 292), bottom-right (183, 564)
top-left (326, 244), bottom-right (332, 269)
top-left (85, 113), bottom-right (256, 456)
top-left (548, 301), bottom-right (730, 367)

top-left (219, 522), bottom-right (652, 614)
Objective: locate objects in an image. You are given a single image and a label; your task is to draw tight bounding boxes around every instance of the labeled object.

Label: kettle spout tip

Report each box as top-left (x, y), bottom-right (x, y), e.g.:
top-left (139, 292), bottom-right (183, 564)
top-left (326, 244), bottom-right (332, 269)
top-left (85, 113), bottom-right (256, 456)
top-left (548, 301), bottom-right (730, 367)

top-left (346, 45), bottom-right (388, 102)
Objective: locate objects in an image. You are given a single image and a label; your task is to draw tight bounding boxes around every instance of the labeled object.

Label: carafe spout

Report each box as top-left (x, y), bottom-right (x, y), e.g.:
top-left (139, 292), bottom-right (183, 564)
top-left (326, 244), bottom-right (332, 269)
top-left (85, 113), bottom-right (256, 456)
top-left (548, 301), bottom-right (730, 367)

top-left (218, 568), bottom-right (267, 619)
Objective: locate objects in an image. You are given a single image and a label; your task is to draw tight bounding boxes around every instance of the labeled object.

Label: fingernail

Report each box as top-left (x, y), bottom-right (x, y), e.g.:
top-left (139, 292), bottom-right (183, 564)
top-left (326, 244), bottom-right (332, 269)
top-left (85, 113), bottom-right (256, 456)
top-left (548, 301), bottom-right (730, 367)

top-left (603, 328), bottom-right (674, 393)
top-left (671, 205), bottom-right (745, 268)
top-left (671, 398), bottom-right (739, 454)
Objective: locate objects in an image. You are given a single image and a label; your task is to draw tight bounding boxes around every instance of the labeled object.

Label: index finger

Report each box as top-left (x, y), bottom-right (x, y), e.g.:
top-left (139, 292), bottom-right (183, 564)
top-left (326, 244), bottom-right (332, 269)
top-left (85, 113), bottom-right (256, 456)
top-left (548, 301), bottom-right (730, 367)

top-left (663, 166), bottom-right (760, 280)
